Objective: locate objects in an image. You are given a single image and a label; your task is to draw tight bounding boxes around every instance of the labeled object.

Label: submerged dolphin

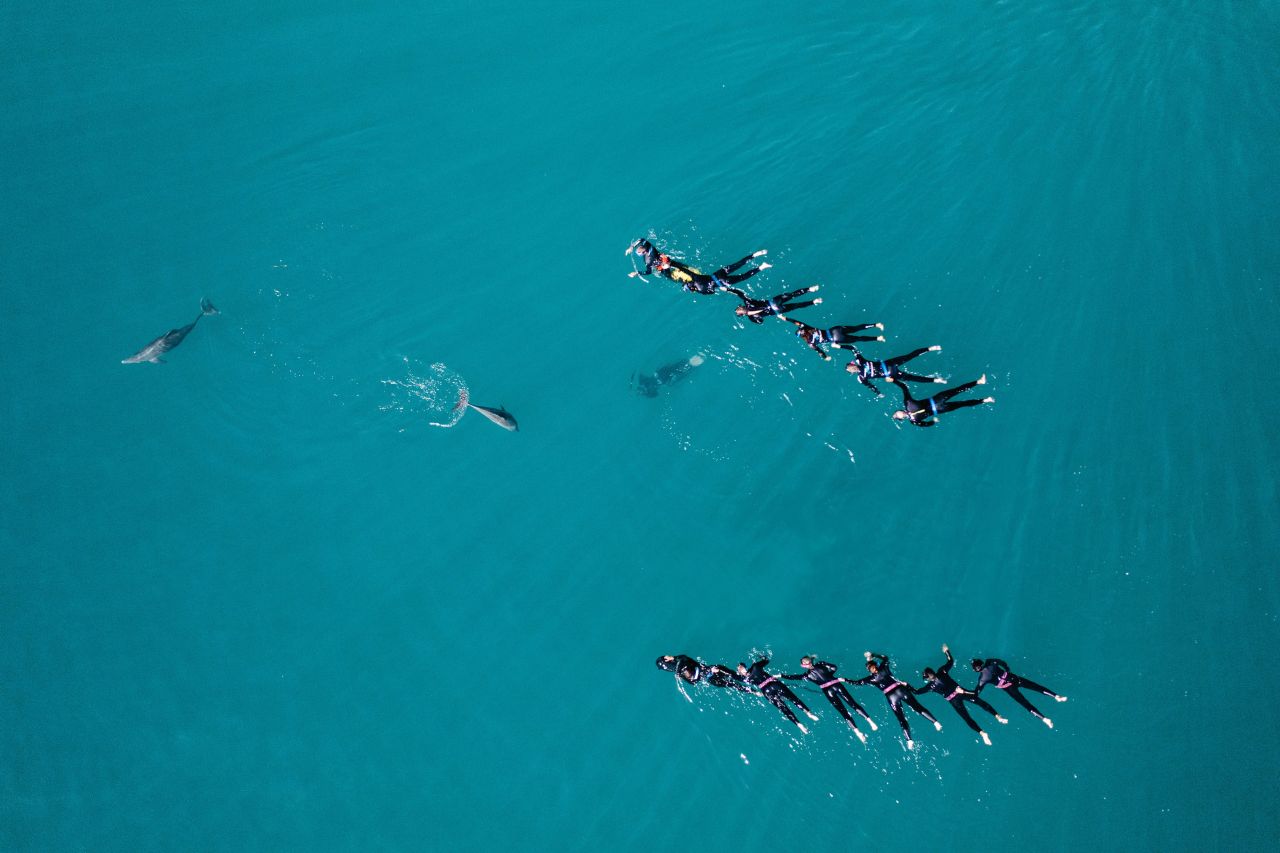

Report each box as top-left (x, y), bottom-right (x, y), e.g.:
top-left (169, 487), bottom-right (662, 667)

top-left (122, 299), bottom-right (219, 364)
top-left (467, 402), bottom-right (518, 432)
top-left (632, 354), bottom-right (704, 398)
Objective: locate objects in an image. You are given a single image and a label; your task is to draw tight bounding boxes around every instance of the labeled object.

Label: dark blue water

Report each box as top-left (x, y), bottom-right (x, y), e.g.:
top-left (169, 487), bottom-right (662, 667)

top-left (3, 2), bottom-right (1278, 849)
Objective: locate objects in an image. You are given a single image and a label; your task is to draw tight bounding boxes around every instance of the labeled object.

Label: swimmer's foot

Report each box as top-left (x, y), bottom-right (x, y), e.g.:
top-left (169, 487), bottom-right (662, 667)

top-left (758, 262), bottom-right (772, 271)
top-left (876, 336), bottom-right (885, 342)
top-left (934, 721), bottom-right (943, 732)
top-left (929, 345), bottom-right (942, 351)
top-left (906, 739), bottom-right (915, 750)
top-left (813, 297), bottom-right (823, 304)
top-left (996, 715), bottom-right (1009, 725)
top-left (753, 249), bottom-right (768, 258)
top-left (867, 719), bottom-right (878, 731)
top-left (978, 374), bottom-right (987, 385)
top-left (1056, 695), bottom-right (1068, 702)
top-left (854, 727), bottom-right (867, 744)
top-left (981, 731), bottom-right (992, 746)
top-left (807, 285), bottom-right (820, 292)
top-left (983, 397), bottom-right (995, 404)
top-left (875, 322), bottom-right (885, 330)
top-left (1042, 717), bottom-right (1053, 729)
top-left (934, 377), bottom-right (946, 383)
top-left (807, 712), bottom-right (820, 722)
top-left (798, 723), bottom-right (809, 735)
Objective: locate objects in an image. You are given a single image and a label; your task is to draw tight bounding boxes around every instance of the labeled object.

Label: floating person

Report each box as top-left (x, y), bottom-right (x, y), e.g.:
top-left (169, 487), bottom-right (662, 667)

top-left (781, 655), bottom-right (878, 744)
top-left (121, 299), bottom-right (218, 364)
top-left (626, 238), bottom-right (771, 295)
top-left (848, 651), bottom-right (942, 750)
top-left (632, 355), bottom-right (704, 398)
top-left (738, 658), bottom-right (820, 735)
top-left (782, 317), bottom-right (884, 361)
top-left (845, 344), bottom-right (945, 396)
top-left (888, 375), bottom-right (993, 427)
top-left (725, 285), bottom-right (822, 325)
top-left (971, 656), bottom-right (1067, 728)
top-left (656, 655), bottom-right (750, 692)
top-left (913, 644), bottom-right (1007, 746)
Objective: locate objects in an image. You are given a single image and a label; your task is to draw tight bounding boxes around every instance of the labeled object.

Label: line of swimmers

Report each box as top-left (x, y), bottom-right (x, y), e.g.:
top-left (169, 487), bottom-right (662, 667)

top-left (656, 648), bottom-right (1066, 748)
top-left (625, 239), bottom-right (995, 427)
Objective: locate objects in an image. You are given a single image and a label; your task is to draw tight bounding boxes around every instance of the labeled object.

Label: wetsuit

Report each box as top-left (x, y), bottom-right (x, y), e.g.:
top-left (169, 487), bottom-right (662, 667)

top-left (781, 660), bottom-right (874, 732)
top-left (913, 650), bottom-right (1001, 734)
top-left (846, 345), bottom-right (941, 396)
top-left (974, 658), bottom-right (1061, 721)
top-left (850, 653), bottom-right (939, 742)
top-left (727, 286), bottom-right (820, 324)
top-left (742, 658), bottom-right (815, 728)
top-left (784, 318), bottom-right (881, 360)
top-left (893, 377), bottom-right (991, 427)
top-left (632, 240), bottom-right (766, 295)
top-left (655, 655), bottom-right (750, 692)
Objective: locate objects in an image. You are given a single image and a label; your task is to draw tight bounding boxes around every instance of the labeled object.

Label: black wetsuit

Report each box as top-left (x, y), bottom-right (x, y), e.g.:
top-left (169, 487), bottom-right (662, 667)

top-left (974, 658), bottom-right (1060, 720)
top-left (726, 286), bottom-right (819, 324)
top-left (655, 655), bottom-right (750, 692)
top-left (847, 346), bottom-right (941, 396)
top-left (913, 650), bottom-right (1001, 734)
top-left (850, 653), bottom-right (939, 741)
top-left (742, 658), bottom-right (815, 728)
top-left (782, 660), bottom-right (874, 732)
top-left (893, 378), bottom-right (990, 427)
top-left (786, 319), bottom-right (881, 360)
top-left (633, 241), bottom-right (765, 295)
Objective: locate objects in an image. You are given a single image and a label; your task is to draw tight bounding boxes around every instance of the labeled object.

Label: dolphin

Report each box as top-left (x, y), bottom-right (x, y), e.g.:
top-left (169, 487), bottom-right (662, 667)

top-left (466, 402), bottom-right (518, 432)
top-left (632, 354), bottom-right (704, 397)
top-left (122, 299), bottom-right (219, 364)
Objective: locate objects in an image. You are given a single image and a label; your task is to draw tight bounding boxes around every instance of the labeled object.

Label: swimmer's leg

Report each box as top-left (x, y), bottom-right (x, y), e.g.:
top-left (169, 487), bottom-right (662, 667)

top-left (889, 698), bottom-right (913, 744)
top-left (936, 398), bottom-right (989, 415)
top-left (1014, 676), bottom-right (1061, 699)
top-left (836, 684), bottom-right (875, 724)
top-left (936, 379), bottom-right (981, 402)
top-left (1004, 686), bottom-right (1047, 721)
top-left (893, 370), bottom-right (944, 384)
top-left (719, 267), bottom-right (761, 286)
top-left (904, 693), bottom-right (941, 727)
top-left (886, 347), bottom-right (934, 366)
top-left (776, 299), bottom-right (819, 315)
top-left (950, 699), bottom-right (984, 733)
top-left (968, 695), bottom-right (1003, 719)
top-left (779, 685), bottom-right (819, 721)
top-left (767, 691), bottom-right (807, 732)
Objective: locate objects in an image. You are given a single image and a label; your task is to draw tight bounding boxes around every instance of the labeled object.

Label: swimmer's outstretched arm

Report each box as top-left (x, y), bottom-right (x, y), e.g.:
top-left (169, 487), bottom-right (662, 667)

top-left (940, 645), bottom-right (955, 675)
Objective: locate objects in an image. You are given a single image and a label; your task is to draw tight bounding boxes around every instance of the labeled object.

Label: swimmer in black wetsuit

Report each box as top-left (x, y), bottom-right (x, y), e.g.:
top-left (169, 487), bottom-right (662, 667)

top-left (913, 645), bottom-right (1007, 745)
top-left (656, 655), bottom-right (751, 692)
top-left (626, 239), bottom-right (771, 295)
top-left (726, 285), bottom-right (822, 324)
top-left (972, 657), bottom-right (1067, 728)
top-left (848, 652), bottom-right (941, 749)
top-left (889, 375), bottom-right (994, 427)
top-left (783, 317), bottom-right (884, 361)
top-left (738, 658), bottom-right (819, 735)
top-left (781, 656), bottom-right (878, 744)
top-left (845, 344), bottom-right (945, 396)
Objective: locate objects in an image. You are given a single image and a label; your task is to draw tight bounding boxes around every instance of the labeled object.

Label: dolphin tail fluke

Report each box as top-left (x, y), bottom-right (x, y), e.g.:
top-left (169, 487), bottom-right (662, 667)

top-left (201, 298), bottom-right (219, 316)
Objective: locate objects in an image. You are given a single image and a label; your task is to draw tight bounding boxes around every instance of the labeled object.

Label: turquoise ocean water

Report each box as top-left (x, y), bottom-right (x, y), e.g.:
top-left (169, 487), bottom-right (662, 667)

top-left (3, 2), bottom-right (1279, 849)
